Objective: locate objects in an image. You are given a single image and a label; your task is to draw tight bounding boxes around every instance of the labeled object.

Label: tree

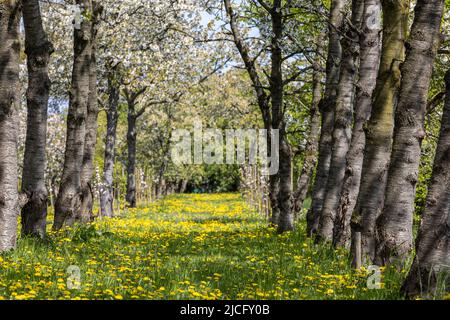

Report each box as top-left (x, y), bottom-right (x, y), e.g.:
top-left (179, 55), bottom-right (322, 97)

top-left (317, 0), bottom-right (363, 242)
top-left (402, 68), bottom-right (450, 299)
top-left (223, 0), bottom-right (319, 232)
top-left (308, 0), bottom-right (347, 236)
top-left (376, 0), bottom-right (445, 266)
top-left (0, 0), bottom-right (21, 252)
top-left (54, 0), bottom-right (93, 230)
top-left (21, 0), bottom-right (54, 238)
top-left (99, 61), bottom-right (121, 218)
top-left (350, 0), bottom-right (409, 264)
top-left (78, 1), bottom-right (102, 223)
top-left (333, 0), bottom-right (382, 248)
top-left (124, 86), bottom-right (148, 208)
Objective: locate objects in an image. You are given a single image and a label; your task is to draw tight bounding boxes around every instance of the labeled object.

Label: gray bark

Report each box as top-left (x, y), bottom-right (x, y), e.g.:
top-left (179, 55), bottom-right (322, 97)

top-left (124, 87), bottom-right (147, 208)
top-left (21, 0), bottom-right (54, 238)
top-left (277, 130), bottom-right (294, 233)
top-left (333, 0), bottom-right (381, 248)
top-left (402, 69), bottom-right (450, 298)
top-left (78, 2), bottom-right (102, 224)
top-left (126, 101), bottom-right (137, 208)
top-left (0, 0), bottom-right (21, 251)
top-left (99, 63), bottom-right (120, 218)
top-left (179, 179), bottom-right (188, 193)
top-left (308, 0), bottom-right (347, 236)
top-left (376, 0), bottom-right (445, 266)
top-left (318, 0), bottom-right (364, 242)
top-left (54, 0), bottom-right (93, 230)
top-left (270, 1), bottom-right (293, 233)
top-left (268, 174), bottom-right (280, 226)
top-left (350, 0), bottom-right (409, 264)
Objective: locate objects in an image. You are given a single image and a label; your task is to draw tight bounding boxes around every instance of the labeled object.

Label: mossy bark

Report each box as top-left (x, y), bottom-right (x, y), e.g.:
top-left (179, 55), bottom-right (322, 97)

top-left (350, 0), bottom-right (409, 264)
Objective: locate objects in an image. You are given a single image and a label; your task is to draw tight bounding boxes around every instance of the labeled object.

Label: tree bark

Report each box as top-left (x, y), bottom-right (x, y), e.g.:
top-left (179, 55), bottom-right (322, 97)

top-left (100, 63), bottom-right (120, 218)
top-left (126, 103), bottom-right (137, 208)
top-left (375, 0), bottom-right (445, 266)
top-left (293, 62), bottom-right (322, 215)
top-left (402, 69), bottom-right (450, 298)
top-left (124, 86), bottom-right (151, 208)
top-left (78, 1), bottom-right (102, 224)
top-left (308, 0), bottom-right (347, 236)
top-left (350, 0), bottom-right (409, 264)
top-left (333, 0), bottom-right (381, 248)
top-left (0, 0), bottom-right (21, 252)
top-left (54, 0), bottom-right (93, 230)
top-left (21, 0), bottom-right (54, 238)
top-left (277, 130), bottom-right (294, 233)
top-left (318, 0), bottom-right (364, 242)
top-left (270, 1), bottom-right (293, 233)
top-left (179, 179), bottom-right (188, 193)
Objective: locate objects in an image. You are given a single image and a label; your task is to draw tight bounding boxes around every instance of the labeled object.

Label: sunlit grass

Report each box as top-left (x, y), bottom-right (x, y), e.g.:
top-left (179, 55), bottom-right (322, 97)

top-left (0, 193), bottom-right (409, 300)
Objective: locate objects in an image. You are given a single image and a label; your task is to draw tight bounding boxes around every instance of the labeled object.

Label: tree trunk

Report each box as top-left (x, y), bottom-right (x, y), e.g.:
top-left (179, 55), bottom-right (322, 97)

top-left (350, 0), bottom-right (409, 264)
top-left (308, 0), bottom-right (347, 236)
top-left (100, 63), bottom-right (120, 218)
top-left (269, 174), bottom-right (280, 225)
top-left (224, 0), bottom-right (284, 228)
top-left (402, 69), bottom-right (450, 298)
top-left (0, 1), bottom-right (21, 252)
top-left (179, 179), bottom-right (188, 193)
top-left (333, 0), bottom-right (381, 248)
top-left (54, 0), bottom-right (93, 230)
top-left (21, 0), bottom-right (54, 238)
top-left (318, 0), bottom-right (364, 242)
top-left (126, 105), bottom-right (137, 208)
top-left (270, 2), bottom-right (293, 233)
top-left (78, 2), bottom-right (101, 224)
top-left (375, 0), bottom-right (445, 266)
top-left (293, 63), bottom-right (322, 215)
top-left (277, 130), bottom-right (294, 233)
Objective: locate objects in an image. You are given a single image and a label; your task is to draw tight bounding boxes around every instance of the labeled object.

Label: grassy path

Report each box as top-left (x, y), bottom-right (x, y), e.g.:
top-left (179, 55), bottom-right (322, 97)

top-left (0, 194), bottom-right (407, 300)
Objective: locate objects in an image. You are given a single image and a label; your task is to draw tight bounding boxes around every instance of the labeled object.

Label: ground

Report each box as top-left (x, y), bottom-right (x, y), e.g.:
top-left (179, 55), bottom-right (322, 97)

top-left (0, 194), bottom-right (416, 300)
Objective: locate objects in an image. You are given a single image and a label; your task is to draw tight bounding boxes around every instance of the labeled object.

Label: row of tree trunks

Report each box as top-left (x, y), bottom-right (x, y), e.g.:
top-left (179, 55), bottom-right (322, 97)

top-left (402, 68), bottom-right (450, 298)
top-left (350, 0), bottom-right (409, 264)
top-left (0, 1), bottom-right (21, 252)
top-left (375, 0), bottom-right (445, 266)
top-left (317, 0), bottom-right (364, 242)
top-left (307, 0), bottom-right (347, 236)
top-left (21, 0), bottom-right (54, 238)
top-left (99, 62), bottom-right (121, 218)
top-left (333, 0), bottom-right (382, 248)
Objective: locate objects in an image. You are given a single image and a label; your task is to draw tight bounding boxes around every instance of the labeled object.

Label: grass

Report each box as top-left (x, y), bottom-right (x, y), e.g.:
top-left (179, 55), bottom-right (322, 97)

top-left (0, 193), bottom-right (415, 300)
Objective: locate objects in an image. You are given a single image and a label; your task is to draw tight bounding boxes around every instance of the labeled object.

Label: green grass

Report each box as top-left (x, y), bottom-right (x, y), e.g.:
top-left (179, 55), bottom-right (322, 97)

top-left (0, 193), bottom-right (408, 300)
